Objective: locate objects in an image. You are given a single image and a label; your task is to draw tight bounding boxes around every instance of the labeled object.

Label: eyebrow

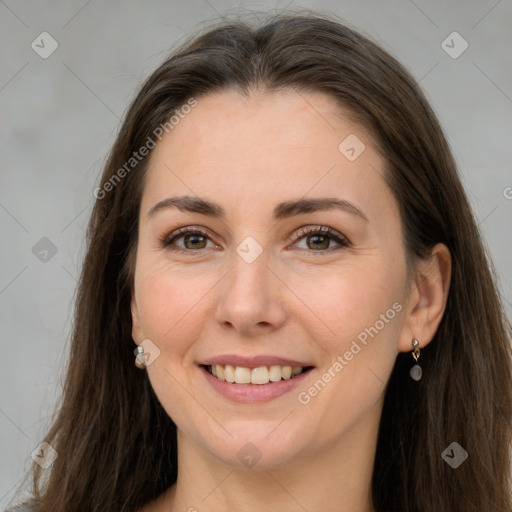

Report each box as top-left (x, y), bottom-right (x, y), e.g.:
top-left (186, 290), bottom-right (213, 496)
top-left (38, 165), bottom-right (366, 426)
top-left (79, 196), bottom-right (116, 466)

top-left (147, 195), bottom-right (368, 222)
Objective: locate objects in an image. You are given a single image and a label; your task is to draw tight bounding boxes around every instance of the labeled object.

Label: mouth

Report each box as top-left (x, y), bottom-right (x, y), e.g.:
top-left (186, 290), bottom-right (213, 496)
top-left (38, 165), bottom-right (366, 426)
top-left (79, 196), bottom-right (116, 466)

top-left (201, 364), bottom-right (315, 385)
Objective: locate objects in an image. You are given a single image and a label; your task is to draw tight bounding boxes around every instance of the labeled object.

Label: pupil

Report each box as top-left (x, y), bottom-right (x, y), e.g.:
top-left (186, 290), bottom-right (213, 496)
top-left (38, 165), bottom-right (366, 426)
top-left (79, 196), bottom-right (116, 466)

top-left (184, 234), bottom-right (206, 249)
top-left (308, 234), bottom-right (329, 250)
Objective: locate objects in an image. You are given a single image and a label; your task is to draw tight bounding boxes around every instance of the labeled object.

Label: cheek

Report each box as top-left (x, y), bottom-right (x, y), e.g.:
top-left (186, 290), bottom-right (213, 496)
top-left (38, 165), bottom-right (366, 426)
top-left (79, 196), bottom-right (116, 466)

top-left (135, 265), bottom-right (215, 419)
top-left (291, 261), bottom-right (403, 349)
top-left (134, 263), bottom-right (214, 355)
top-left (291, 263), bottom-right (404, 429)
top-left (291, 262), bottom-right (404, 402)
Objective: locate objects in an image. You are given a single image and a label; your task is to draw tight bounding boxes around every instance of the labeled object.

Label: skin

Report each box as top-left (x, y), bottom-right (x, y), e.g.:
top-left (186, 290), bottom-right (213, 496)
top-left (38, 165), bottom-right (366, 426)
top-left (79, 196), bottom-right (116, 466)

top-left (131, 89), bottom-right (451, 512)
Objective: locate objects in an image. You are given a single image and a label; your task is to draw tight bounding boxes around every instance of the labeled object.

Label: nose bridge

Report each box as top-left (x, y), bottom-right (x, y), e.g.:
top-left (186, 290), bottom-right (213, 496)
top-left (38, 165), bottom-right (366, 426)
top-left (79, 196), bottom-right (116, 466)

top-left (214, 243), bottom-right (286, 333)
top-left (226, 230), bottom-right (272, 296)
top-left (224, 247), bottom-right (272, 309)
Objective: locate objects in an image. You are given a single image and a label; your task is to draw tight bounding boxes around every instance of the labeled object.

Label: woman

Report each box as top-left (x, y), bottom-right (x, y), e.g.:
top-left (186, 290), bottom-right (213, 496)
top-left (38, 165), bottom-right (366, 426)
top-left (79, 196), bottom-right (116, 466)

top-left (9, 12), bottom-right (512, 512)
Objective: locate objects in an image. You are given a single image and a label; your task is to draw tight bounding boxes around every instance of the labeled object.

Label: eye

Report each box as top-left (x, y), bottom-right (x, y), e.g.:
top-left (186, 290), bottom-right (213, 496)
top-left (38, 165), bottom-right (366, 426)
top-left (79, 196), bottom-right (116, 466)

top-left (160, 226), bottom-right (219, 252)
top-left (290, 225), bottom-right (350, 253)
top-left (160, 225), bottom-right (350, 254)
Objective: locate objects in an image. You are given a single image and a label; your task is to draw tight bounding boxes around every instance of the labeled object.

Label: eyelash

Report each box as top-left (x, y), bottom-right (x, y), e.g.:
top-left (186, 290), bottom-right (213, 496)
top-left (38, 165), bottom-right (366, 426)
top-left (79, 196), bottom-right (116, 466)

top-left (160, 225), bottom-right (350, 254)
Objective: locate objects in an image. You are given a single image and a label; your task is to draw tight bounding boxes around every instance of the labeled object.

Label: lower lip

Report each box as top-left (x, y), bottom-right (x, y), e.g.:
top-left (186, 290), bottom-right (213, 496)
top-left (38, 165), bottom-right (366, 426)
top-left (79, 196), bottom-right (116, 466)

top-left (200, 365), bottom-right (315, 403)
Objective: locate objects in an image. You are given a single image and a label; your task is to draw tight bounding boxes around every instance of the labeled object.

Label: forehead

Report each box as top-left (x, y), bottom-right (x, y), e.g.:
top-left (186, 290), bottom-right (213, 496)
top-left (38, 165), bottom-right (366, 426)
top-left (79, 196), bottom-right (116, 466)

top-left (141, 89), bottom-right (397, 227)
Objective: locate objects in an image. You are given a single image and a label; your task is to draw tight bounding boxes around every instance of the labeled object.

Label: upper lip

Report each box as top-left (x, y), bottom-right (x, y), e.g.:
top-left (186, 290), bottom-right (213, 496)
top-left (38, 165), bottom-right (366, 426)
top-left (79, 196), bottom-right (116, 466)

top-left (200, 355), bottom-right (315, 368)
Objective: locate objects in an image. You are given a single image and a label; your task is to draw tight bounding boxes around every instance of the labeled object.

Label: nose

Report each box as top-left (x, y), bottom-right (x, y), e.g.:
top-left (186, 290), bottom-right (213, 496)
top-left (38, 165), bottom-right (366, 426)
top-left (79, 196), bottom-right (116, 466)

top-left (214, 249), bottom-right (287, 336)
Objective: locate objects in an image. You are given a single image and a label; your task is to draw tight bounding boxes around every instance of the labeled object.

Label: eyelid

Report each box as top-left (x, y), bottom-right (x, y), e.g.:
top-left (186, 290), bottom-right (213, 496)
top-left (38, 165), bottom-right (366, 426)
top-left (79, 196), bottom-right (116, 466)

top-left (160, 225), bottom-right (219, 250)
top-left (288, 226), bottom-right (352, 257)
top-left (287, 225), bottom-right (350, 247)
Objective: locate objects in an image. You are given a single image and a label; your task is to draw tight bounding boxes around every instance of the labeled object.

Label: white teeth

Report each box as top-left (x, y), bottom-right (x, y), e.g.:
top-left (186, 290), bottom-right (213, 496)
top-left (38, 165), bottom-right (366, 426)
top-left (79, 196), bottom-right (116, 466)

top-left (281, 366), bottom-right (292, 380)
top-left (268, 365), bottom-right (281, 382)
top-left (208, 364), bottom-right (307, 384)
top-left (251, 366), bottom-right (270, 385)
top-left (224, 364), bottom-right (235, 383)
top-left (234, 366), bottom-right (251, 384)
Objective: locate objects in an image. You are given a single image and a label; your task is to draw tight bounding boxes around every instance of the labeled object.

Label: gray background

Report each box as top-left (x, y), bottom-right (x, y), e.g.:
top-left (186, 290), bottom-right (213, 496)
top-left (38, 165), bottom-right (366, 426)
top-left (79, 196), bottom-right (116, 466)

top-left (1, 0), bottom-right (511, 508)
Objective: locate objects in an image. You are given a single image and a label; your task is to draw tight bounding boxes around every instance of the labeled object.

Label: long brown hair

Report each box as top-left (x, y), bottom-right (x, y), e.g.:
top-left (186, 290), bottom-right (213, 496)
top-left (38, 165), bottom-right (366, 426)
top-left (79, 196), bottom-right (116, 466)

top-left (15, 11), bottom-right (512, 512)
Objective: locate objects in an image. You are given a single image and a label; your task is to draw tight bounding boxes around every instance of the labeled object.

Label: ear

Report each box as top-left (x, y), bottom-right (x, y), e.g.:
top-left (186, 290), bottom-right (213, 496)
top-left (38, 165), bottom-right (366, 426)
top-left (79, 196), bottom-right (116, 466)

top-left (130, 288), bottom-right (144, 344)
top-left (398, 243), bottom-right (452, 352)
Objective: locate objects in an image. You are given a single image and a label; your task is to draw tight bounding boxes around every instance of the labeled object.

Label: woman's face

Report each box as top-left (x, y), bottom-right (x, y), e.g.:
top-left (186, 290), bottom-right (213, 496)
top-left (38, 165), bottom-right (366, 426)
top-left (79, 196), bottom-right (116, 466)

top-left (131, 89), bottom-right (416, 468)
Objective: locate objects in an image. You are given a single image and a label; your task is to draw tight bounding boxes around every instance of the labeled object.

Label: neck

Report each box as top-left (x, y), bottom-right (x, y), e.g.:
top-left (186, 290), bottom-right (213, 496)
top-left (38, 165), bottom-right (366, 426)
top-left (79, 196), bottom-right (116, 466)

top-left (167, 404), bottom-right (381, 512)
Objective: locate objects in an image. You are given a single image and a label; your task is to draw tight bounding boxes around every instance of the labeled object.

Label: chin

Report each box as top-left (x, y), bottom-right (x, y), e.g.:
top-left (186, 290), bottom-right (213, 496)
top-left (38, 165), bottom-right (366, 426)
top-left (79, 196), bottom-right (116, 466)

top-left (196, 420), bottom-right (313, 470)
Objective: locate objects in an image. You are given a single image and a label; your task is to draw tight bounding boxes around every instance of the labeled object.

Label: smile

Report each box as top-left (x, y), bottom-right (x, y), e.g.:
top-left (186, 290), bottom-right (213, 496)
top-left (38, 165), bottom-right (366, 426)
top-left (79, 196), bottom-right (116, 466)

top-left (204, 364), bottom-right (314, 384)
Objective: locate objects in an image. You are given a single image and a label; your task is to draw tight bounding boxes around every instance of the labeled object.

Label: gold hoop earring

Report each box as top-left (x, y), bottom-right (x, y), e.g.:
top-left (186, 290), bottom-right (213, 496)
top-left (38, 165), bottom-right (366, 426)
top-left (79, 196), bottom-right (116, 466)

top-left (409, 338), bottom-right (422, 381)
